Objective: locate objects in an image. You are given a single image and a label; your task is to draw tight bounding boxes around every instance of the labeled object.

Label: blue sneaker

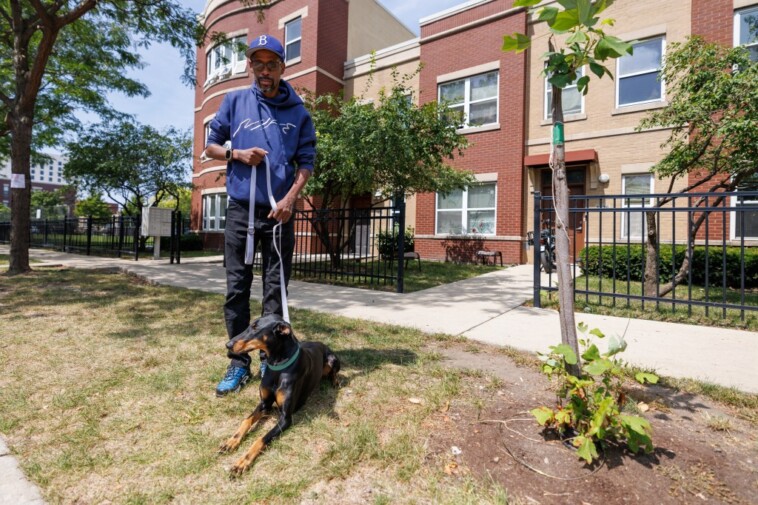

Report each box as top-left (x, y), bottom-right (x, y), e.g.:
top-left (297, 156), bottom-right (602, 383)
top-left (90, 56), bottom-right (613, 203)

top-left (215, 364), bottom-right (251, 397)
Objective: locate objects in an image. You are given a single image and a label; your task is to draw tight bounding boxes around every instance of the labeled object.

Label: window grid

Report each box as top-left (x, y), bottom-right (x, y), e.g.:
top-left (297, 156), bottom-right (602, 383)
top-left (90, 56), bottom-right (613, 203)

top-left (438, 71), bottom-right (499, 129)
top-left (616, 37), bottom-right (665, 107)
top-left (621, 174), bottom-right (654, 239)
top-left (285, 17), bottom-right (302, 62)
top-left (205, 35), bottom-right (247, 85)
top-left (731, 175), bottom-right (758, 240)
top-left (202, 194), bottom-right (228, 231)
top-left (435, 183), bottom-right (497, 236)
top-left (735, 6), bottom-right (758, 62)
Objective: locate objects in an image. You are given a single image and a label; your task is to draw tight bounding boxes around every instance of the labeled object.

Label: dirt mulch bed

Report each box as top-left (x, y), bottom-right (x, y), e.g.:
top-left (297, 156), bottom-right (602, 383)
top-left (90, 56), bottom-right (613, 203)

top-left (425, 342), bottom-right (758, 505)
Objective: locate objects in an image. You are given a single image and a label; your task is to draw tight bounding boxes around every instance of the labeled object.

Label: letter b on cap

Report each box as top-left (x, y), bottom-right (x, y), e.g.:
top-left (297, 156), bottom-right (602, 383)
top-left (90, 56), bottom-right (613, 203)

top-left (258, 35), bottom-right (268, 46)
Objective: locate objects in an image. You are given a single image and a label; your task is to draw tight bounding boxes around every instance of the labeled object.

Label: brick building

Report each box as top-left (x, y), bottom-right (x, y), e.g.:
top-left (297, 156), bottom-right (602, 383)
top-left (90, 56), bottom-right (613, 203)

top-left (192, 0), bottom-right (414, 249)
top-left (1, 153), bottom-right (72, 214)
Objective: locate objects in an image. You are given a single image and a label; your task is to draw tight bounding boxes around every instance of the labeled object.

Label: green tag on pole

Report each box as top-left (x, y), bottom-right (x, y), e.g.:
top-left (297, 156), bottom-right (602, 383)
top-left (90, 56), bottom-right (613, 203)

top-left (552, 122), bottom-right (564, 145)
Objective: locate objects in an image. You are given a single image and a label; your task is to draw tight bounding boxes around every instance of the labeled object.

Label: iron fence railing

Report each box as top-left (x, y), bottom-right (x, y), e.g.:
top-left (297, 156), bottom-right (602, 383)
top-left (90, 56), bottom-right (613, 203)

top-left (533, 191), bottom-right (758, 322)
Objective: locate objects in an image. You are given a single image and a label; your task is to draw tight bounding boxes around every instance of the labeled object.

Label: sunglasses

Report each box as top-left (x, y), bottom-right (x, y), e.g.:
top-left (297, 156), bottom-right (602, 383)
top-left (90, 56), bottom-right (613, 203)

top-left (250, 60), bottom-right (281, 72)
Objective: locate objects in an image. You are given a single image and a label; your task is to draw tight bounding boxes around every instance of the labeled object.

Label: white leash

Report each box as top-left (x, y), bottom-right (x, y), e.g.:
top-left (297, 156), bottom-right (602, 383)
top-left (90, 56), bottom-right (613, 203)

top-left (244, 155), bottom-right (290, 323)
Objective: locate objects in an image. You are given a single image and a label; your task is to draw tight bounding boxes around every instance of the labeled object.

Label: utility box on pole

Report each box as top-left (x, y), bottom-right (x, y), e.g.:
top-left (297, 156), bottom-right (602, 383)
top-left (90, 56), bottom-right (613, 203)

top-left (141, 207), bottom-right (173, 259)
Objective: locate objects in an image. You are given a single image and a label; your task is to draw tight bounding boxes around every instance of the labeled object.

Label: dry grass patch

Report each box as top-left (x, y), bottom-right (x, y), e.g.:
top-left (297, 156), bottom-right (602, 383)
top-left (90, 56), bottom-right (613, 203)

top-left (0, 269), bottom-right (514, 505)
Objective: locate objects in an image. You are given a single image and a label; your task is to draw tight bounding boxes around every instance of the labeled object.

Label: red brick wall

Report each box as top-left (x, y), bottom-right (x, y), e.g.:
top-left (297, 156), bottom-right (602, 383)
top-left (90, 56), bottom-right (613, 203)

top-left (416, 2), bottom-right (527, 264)
top-left (691, 0), bottom-right (734, 45)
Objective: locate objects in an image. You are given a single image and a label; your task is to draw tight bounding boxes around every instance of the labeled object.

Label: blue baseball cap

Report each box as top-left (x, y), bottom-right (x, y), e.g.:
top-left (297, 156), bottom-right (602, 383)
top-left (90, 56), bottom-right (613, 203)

top-left (246, 34), bottom-right (285, 61)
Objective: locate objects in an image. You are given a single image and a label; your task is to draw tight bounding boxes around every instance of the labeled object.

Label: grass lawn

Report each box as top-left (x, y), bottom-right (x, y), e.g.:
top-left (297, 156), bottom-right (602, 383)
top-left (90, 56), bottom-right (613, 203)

top-left (539, 275), bottom-right (758, 331)
top-left (0, 254), bottom-right (42, 267)
top-left (0, 269), bottom-right (511, 504)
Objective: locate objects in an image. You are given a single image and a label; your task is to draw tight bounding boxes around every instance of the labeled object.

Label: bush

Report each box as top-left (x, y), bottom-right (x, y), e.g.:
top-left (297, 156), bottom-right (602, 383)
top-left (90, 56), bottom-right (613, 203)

top-left (579, 244), bottom-right (758, 289)
top-left (159, 232), bottom-right (204, 252)
top-left (377, 225), bottom-right (414, 260)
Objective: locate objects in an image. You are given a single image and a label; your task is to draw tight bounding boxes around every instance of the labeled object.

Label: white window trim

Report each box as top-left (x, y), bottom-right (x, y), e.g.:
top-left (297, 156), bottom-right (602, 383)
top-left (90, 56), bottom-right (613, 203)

top-left (734, 6), bottom-right (758, 56)
top-left (545, 66), bottom-right (585, 120)
top-left (284, 17), bottom-right (302, 65)
top-left (278, 6), bottom-right (308, 29)
top-left (620, 174), bottom-right (654, 240)
top-left (438, 70), bottom-right (499, 131)
top-left (202, 192), bottom-right (228, 232)
top-left (616, 37), bottom-right (666, 108)
top-left (435, 182), bottom-right (497, 236)
top-left (730, 176), bottom-right (758, 240)
top-left (205, 35), bottom-right (248, 86)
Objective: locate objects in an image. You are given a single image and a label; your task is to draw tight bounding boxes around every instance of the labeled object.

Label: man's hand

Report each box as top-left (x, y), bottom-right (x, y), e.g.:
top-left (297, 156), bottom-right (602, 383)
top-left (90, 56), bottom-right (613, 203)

top-left (270, 195), bottom-right (295, 223)
top-left (234, 147), bottom-right (269, 166)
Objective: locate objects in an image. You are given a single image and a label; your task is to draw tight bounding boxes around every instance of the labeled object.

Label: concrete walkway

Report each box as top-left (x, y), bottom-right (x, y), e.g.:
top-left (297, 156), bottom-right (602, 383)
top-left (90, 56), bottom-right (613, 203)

top-left (1, 246), bottom-right (757, 503)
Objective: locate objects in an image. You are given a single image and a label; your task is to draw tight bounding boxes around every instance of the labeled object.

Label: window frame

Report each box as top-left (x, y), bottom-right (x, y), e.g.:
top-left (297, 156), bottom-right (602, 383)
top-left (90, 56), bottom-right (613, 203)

top-left (734, 6), bottom-right (758, 62)
top-left (284, 17), bottom-right (302, 64)
top-left (435, 182), bottom-right (497, 236)
top-left (616, 37), bottom-right (665, 108)
top-left (205, 35), bottom-right (247, 85)
top-left (202, 193), bottom-right (228, 232)
top-left (730, 175), bottom-right (758, 241)
top-left (545, 66), bottom-right (585, 120)
top-left (620, 173), bottom-right (654, 240)
top-left (438, 70), bottom-right (499, 130)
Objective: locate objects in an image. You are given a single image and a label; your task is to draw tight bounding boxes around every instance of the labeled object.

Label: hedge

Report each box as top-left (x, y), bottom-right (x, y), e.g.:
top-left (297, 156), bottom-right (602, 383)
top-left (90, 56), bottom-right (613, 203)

top-left (579, 244), bottom-right (758, 289)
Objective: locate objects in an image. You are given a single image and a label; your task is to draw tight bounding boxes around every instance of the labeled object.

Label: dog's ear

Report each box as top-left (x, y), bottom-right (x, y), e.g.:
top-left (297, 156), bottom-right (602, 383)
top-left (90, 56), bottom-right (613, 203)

top-left (275, 322), bottom-right (292, 337)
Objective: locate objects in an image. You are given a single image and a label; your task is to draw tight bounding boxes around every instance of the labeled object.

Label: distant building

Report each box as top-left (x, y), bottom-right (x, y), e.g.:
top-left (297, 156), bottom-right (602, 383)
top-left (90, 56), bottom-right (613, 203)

top-left (1, 153), bottom-right (72, 212)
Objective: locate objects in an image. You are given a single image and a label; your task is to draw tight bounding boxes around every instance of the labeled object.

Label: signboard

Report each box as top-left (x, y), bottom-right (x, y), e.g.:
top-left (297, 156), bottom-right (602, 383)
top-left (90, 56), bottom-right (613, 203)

top-left (141, 207), bottom-right (173, 237)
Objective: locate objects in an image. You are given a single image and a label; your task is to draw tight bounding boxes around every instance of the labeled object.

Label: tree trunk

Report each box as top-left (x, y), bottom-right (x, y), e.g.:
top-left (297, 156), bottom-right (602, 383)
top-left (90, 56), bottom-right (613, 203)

top-left (8, 118), bottom-right (33, 275)
top-left (643, 211), bottom-right (659, 296)
top-left (551, 84), bottom-right (580, 375)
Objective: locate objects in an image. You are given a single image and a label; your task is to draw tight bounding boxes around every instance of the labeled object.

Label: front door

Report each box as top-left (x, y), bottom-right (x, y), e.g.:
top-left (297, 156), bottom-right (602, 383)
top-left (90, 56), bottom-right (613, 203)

top-left (540, 166), bottom-right (586, 263)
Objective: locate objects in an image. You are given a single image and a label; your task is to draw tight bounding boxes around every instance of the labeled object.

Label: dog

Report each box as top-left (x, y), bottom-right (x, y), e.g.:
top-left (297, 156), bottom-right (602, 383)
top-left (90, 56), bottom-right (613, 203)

top-left (218, 313), bottom-right (340, 476)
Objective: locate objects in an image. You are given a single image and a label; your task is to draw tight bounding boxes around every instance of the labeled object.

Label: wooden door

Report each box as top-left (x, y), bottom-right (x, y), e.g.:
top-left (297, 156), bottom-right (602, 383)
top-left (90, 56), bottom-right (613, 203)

top-left (540, 166), bottom-right (587, 262)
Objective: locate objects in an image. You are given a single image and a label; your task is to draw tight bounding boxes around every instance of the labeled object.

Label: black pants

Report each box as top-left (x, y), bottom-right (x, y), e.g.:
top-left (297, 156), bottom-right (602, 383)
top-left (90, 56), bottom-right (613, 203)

top-left (224, 199), bottom-right (295, 368)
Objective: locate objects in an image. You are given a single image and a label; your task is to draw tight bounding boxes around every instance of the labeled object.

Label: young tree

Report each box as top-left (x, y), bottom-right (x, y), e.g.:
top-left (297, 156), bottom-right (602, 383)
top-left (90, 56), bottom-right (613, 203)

top-left (1, 0), bottom-right (201, 275)
top-left (31, 188), bottom-right (66, 219)
top-left (65, 121), bottom-right (193, 217)
top-left (636, 37), bottom-right (758, 297)
top-left (74, 193), bottom-right (113, 219)
top-left (157, 186), bottom-right (192, 217)
top-left (503, 0), bottom-right (632, 374)
top-left (304, 71), bottom-right (473, 265)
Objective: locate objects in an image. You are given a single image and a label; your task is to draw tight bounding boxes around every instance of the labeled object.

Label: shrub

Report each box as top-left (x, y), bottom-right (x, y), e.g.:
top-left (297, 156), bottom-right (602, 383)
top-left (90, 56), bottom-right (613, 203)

top-left (579, 244), bottom-right (758, 289)
top-left (377, 225), bottom-right (414, 260)
top-left (159, 232), bottom-right (204, 252)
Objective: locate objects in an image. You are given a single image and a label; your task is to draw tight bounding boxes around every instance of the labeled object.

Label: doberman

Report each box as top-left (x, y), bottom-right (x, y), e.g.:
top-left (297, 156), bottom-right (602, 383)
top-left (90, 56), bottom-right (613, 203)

top-left (218, 313), bottom-right (340, 476)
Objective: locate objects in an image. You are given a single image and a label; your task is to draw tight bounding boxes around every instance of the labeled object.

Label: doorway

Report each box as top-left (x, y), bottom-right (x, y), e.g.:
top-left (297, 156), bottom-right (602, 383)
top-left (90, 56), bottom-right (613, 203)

top-left (540, 166), bottom-right (587, 262)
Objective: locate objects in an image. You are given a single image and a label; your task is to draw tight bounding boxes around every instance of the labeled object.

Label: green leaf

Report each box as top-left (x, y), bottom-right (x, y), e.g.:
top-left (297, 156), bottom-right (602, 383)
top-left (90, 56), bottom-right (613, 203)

top-left (589, 328), bottom-right (605, 338)
top-left (577, 322), bottom-right (588, 333)
top-left (513, 0), bottom-right (542, 6)
top-left (581, 344), bottom-right (601, 362)
top-left (597, 35), bottom-right (633, 59)
top-left (575, 435), bottom-right (599, 463)
top-left (549, 10), bottom-right (581, 32)
top-left (576, 75), bottom-right (590, 94)
top-left (635, 372), bottom-right (660, 384)
top-left (553, 344), bottom-right (578, 365)
top-left (584, 358), bottom-right (612, 376)
top-left (548, 72), bottom-right (574, 88)
top-left (537, 6), bottom-right (559, 23)
top-left (577, 0), bottom-right (592, 25)
top-left (531, 407), bottom-right (555, 426)
top-left (620, 414), bottom-right (651, 435)
top-left (606, 335), bottom-right (627, 356)
top-left (502, 33), bottom-right (531, 53)
top-left (566, 30), bottom-right (588, 45)
top-left (556, 0), bottom-right (578, 9)
top-left (589, 61), bottom-right (606, 78)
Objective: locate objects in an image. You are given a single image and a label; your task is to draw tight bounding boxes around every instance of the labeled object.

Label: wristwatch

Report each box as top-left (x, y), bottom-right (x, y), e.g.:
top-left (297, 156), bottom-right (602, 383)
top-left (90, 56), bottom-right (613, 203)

top-left (225, 148), bottom-right (233, 161)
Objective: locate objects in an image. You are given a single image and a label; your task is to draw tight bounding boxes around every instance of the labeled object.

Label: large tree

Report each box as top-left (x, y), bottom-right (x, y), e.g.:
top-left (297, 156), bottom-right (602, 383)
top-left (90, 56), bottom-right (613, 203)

top-left (1, 0), bottom-right (200, 275)
top-left (636, 37), bottom-right (758, 296)
top-left (503, 0), bottom-right (632, 373)
top-left (303, 70), bottom-right (473, 266)
top-left (65, 120), bottom-right (193, 216)
top-left (74, 192), bottom-right (113, 219)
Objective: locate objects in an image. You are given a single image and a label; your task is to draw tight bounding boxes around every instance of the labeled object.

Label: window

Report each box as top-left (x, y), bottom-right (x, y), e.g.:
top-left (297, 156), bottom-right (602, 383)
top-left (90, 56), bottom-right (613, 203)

top-left (204, 121), bottom-right (212, 147)
top-left (438, 71), bottom-right (498, 129)
top-left (436, 183), bottom-right (496, 235)
top-left (205, 36), bottom-right (247, 84)
top-left (545, 67), bottom-right (584, 119)
top-left (285, 17), bottom-right (302, 62)
top-left (732, 175), bottom-right (758, 240)
top-left (621, 174), bottom-right (654, 239)
top-left (735, 6), bottom-right (758, 62)
top-left (203, 193), bottom-right (228, 231)
top-left (617, 37), bottom-right (664, 107)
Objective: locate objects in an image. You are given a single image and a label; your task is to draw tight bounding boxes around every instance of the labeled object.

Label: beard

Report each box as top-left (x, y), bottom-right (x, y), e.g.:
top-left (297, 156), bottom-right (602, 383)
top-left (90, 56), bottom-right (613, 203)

top-left (257, 76), bottom-right (277, 95)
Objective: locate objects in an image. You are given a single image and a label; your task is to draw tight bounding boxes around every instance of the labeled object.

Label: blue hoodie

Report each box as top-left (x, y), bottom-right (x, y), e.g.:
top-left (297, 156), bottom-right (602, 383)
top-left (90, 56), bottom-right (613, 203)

top-left (206, 80), bottom-right (316, 205)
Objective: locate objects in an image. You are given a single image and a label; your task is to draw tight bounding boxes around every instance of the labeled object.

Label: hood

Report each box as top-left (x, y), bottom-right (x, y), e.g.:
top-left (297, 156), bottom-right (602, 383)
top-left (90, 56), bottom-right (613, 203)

top-left (253, 80), bottom-right (304, 109)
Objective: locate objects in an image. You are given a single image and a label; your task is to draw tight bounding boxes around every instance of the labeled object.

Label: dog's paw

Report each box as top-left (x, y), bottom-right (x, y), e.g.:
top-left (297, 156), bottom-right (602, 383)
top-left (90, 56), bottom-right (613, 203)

top-left (218, 436), bottom-right (241, 454)
top-left (229, 457), bottom-right (252, 477)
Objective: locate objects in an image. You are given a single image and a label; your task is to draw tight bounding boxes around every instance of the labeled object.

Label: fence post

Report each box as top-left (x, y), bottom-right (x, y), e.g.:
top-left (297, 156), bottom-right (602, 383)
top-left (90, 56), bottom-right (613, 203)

top-left (86, 216), bottom-right (93, 256)
top-left (134, 214), bottom-right (140, 261)
top-left (176, 211), bottom-right (181, 264)
top-left (394, 194), bottom-right (406, 294)
top-left (533, 191), bottom-right (542, 308)
top-left (117, 215), bottom-right (124, 258)
top-left (63, 217), bottom-right (68, 252)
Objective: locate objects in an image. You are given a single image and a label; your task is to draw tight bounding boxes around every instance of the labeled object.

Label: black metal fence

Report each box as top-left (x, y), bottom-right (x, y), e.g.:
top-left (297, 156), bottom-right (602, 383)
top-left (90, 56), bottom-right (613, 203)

top-left (533, 191), bottom-right (758, 321)
top-left (0, 212), bottom-right (184, 263)
top-left (248, 203), bottom-right (412, 292)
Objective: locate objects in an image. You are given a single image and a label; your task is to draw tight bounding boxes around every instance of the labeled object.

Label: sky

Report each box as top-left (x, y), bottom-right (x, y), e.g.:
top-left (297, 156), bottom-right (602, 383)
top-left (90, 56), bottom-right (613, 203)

top-left (104, 0), bottom-right (466, 133)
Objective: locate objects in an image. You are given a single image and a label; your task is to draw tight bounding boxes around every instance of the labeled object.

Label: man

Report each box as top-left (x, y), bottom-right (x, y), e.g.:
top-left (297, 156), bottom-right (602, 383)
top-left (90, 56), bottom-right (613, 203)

top-left (204, 34), bottom-right (316, 397)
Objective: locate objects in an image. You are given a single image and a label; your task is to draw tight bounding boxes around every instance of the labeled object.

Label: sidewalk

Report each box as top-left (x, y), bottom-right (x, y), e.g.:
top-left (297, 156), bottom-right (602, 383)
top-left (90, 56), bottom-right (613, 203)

top-left (1, 246), bottom-right (757, 503)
